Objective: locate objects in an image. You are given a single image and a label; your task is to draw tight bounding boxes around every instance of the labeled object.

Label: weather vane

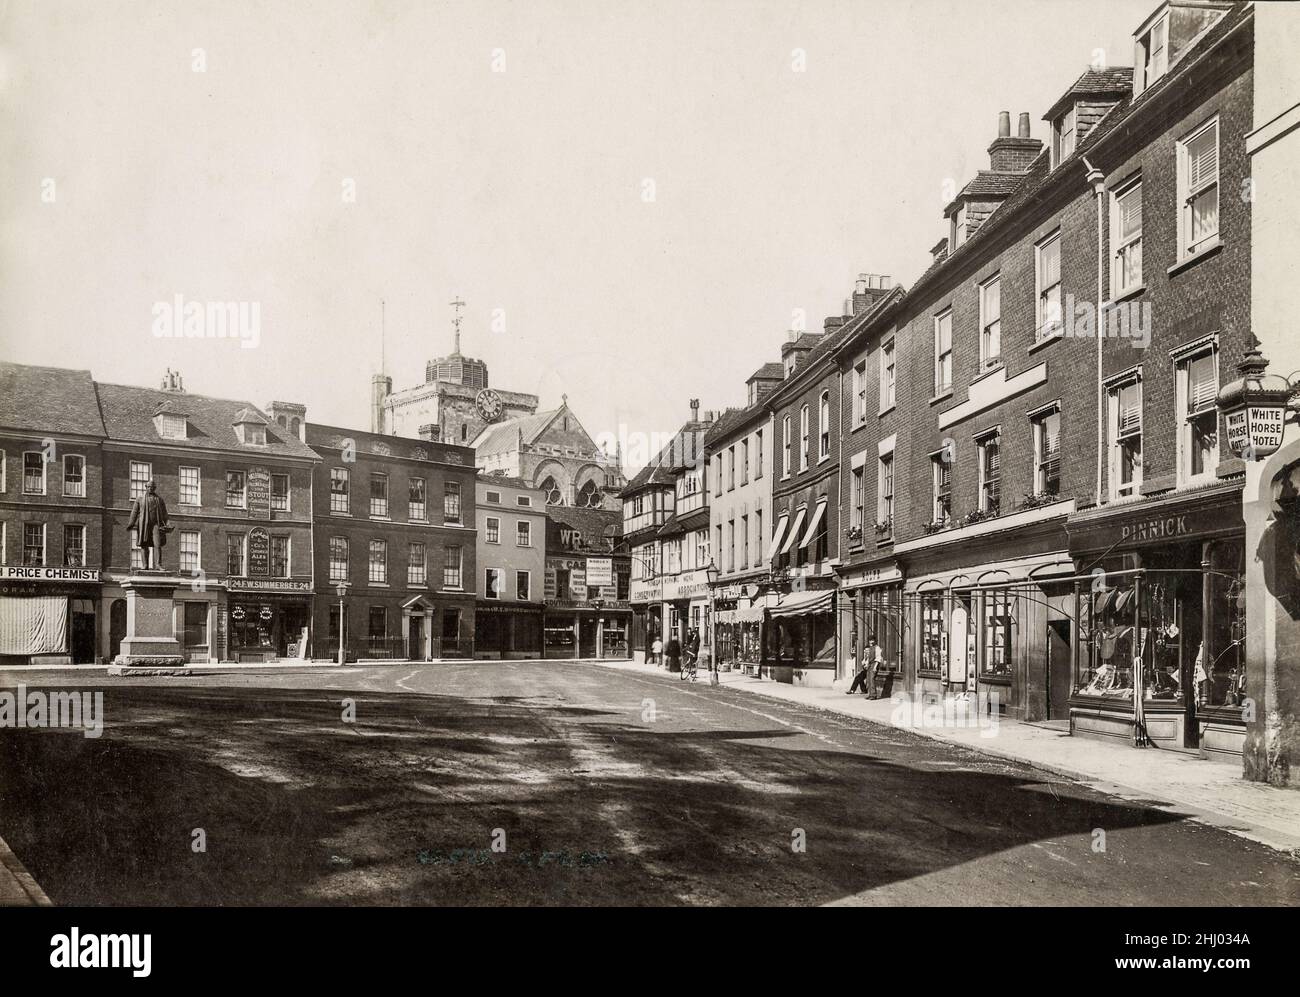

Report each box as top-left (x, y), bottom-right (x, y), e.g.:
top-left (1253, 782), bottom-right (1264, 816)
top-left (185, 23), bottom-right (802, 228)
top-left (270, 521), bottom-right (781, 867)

top-left (450, 296), bottom-right (466, 354)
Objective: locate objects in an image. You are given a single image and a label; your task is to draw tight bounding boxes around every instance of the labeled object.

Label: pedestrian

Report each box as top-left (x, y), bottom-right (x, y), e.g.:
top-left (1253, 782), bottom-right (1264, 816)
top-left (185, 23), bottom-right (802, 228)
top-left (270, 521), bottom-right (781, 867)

top-left (687, 628), bottom-right (701, 668)
top-left (651, 636), bottom-right (663, 667)
top-left (665, 634), bottom-right (682, 673)
top-left (846, 639), bottom-right (884, 695)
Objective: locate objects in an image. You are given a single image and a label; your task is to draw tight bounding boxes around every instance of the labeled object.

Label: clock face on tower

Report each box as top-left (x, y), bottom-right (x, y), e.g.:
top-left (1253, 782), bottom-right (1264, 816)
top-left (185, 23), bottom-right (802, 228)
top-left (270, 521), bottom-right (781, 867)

top-left (475, 388), bottom-right (504, 423)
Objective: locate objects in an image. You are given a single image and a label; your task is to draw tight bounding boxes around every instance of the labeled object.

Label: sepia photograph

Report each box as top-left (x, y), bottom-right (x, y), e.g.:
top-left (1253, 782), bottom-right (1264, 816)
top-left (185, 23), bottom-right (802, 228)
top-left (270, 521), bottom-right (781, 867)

top-left (1, 0), bottom-right (1298, 961)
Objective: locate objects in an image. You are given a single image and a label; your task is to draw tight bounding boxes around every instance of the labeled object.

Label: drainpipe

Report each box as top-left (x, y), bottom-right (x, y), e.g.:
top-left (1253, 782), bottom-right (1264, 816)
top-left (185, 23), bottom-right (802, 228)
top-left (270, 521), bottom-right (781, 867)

top-left (1083, 158), bottom-right (1107, 508)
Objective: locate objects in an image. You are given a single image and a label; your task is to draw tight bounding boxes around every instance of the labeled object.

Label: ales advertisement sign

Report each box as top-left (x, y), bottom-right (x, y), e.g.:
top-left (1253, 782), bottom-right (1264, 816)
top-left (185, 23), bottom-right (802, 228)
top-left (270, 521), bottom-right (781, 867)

top-left (247, 467), bottom-right (272, 520)
top-left (248, 527), bottom-right (271, 576)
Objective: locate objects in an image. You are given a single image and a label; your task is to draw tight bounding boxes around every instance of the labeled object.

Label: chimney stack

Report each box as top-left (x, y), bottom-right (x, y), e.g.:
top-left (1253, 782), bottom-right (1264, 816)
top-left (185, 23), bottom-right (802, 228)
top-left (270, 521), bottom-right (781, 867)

top-left (689, 398), bottom-right (700, 421)
top-left (851, 273), bottom-right (893, 315)
top-left (988, 111), bottom-right (1043, 172)
top-left (371, 374), bottom-right (392, 434)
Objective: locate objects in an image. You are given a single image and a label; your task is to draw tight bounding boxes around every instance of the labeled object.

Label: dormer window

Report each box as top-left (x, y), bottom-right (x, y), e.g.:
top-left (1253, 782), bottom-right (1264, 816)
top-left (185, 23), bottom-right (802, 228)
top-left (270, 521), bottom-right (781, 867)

top-left (1136, 12), bottom-right (1168, 94)
top-left (1051, 105), bottom-right (1076, 168)
top-left (239, 424), bottom-right (267, 445)
top-left (153, 411), bottom-right (187, 440)
top-left (950, 204), bottom-right (968, 250)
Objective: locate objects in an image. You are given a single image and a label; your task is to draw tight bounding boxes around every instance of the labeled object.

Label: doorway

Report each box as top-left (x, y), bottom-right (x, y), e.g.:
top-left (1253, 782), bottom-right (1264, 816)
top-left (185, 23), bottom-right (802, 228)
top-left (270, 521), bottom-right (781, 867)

top-left (109, 599), bottom-right (127, 662)
top-left (578, 617), bottom-right (598, 658)
top-left (70, 599), bottom-right (96, 664)
top-left (408, 614), bottom-right (425, 660)
top-left (1047, 619), bottom-right (1071, 719)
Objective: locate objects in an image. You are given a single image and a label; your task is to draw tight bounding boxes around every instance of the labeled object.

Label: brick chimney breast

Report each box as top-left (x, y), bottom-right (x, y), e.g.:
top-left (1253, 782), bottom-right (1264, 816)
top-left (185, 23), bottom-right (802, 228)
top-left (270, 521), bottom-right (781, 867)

top-left (987, 112), bottom-right (1042, 172)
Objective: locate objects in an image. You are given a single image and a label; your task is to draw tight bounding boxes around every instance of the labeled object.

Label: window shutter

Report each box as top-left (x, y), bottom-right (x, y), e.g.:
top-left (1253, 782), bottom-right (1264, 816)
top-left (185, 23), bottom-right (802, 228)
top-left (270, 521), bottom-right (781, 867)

top-left (1188, 126), bottom-right (1218, 192)
top-left (1118, 384), bottom-right (1142, 436)
top-left (1118, 187), bottom-right (1142, 240)
top-left (1187, 354), bottom-right (1218, 413)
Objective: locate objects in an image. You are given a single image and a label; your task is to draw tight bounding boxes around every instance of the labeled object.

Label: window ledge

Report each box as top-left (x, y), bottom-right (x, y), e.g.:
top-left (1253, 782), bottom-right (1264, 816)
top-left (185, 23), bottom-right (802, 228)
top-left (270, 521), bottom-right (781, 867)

top-left (1028, 331), bottom-right (1064, 355)
top-left (971, 361), bottom-right (1005, 386)
top-left (878, 404), bottom-right (896, 418)
top-left (929, 389), bottom-right (953, 406)
top-left (1106, 283), bottom-right (1147, 307)
top-left (1167, 239), bottom-right (1223, 278)
top-left (369, 515), bottom-right (391, 522)
top-left (330, 511), bottom-right (352, 517)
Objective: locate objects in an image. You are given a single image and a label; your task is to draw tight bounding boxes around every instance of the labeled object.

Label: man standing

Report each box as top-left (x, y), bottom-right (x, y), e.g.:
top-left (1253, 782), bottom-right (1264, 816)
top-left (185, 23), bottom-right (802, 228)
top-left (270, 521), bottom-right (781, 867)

top-left (846, 638), bottom-right (884, 695)
top-left (126, 480), bottom-right (171, 570)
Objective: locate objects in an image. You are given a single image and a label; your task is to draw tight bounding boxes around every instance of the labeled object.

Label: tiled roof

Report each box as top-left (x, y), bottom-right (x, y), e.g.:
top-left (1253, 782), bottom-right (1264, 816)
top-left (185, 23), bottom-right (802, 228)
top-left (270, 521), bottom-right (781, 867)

top-left (96, 381), bottom-right (318, 458)
top-left (471, 407), bottom-right (560, 458)
top-left (546, 505), bottom-right (623, 548)
top-left (621, 419), bottom-right (711, 494)
top-left (748, 362), bottom-right (784, 382)
top-left (1044, 66), bottom-right (1135, 120)
top-left (658, 506), bottom-right (710, 537)
top-left (477, 472), bottom-right (539, 492)
top-left (960, 170), bottom-right (1028, 200)
top-left (0, 363), bottom-right (105, 437)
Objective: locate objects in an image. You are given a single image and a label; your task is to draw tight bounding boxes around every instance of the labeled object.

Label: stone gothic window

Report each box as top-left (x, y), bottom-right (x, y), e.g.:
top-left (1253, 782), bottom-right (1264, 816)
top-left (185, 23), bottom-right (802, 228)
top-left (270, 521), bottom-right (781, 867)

top-left (540, 475), bottom-right (564, 506)
top-left (576, 479), bottom-right (602, 508)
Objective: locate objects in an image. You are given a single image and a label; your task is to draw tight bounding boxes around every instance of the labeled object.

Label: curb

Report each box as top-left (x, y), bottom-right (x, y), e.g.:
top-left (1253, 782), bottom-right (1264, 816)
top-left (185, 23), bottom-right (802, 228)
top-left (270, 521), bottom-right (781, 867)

top-left (0, 834), bottom-right (51, 907)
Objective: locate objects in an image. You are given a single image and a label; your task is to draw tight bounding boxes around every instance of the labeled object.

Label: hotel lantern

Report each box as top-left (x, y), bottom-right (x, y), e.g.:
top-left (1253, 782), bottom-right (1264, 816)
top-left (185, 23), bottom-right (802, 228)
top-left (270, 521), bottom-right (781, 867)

top-left (1217, 336), bottom-right (1293, 462)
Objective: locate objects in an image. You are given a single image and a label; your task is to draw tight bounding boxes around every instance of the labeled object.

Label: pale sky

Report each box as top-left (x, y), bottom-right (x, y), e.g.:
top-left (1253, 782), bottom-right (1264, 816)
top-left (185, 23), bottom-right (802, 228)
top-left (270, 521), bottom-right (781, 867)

top-left (1, 0), bottom-right (1185, 468)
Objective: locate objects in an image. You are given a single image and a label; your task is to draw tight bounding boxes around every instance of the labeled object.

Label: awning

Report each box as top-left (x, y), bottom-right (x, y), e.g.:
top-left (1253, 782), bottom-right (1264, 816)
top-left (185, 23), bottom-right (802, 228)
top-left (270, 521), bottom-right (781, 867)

top-left (798, 499), bottom-right (827, 548)
top-left (0, 595), bottom-right (68, 655)
top-left (780, 507), bottom-right (807, 555)
top-left (765, 513), bottom-right (790, 562)
top-left (769, 588), bottom-right (833, 618)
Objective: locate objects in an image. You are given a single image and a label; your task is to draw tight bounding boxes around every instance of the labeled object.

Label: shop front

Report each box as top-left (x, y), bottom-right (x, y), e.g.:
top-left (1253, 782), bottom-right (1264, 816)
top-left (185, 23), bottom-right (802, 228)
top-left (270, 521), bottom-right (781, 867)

top-left (713, 581), bottom-right (771, 676)
top-left (764, 582), bottom-right (836, 686)
top-left (662, 568), bottom-right (713, 655)
top-left (836, 560), bottom-right (904, 685)
top-left (474, 601), bottom-right (544, 659)
top-left (629, 575), bottom-right (663, 664)
top-left (226, 578), bottom-right (313, 662)
top-left (542, 603), bottom-right (633, 659)
top-left (1066, 484), bottom-right (1247, 759)
top-left (0, 566), bottom-right (102, 666)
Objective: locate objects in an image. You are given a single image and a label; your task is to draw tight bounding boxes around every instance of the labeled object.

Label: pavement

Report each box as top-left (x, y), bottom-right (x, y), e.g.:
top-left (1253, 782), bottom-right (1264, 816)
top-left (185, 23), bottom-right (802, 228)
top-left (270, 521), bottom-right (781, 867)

top-left (593, 657), bottom-right (1300, 856)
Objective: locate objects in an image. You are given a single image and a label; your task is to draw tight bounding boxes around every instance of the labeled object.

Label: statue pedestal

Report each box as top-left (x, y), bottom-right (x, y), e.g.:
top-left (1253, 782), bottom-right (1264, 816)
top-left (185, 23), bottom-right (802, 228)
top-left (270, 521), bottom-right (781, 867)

top-left (109, 573), bottom-right (190, 675)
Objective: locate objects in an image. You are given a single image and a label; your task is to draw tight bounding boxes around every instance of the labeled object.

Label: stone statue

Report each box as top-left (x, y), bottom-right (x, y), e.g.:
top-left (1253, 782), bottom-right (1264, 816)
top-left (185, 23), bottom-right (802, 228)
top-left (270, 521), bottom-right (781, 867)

top-left (127, 480), bottom-right (171, 570)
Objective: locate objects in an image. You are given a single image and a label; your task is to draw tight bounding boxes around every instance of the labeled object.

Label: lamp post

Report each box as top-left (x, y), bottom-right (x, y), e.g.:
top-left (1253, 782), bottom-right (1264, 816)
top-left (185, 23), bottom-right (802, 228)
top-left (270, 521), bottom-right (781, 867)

top-left (705, 559), bottom-right (720, 686)
top-left (334, 580), bottom-right (349, 666)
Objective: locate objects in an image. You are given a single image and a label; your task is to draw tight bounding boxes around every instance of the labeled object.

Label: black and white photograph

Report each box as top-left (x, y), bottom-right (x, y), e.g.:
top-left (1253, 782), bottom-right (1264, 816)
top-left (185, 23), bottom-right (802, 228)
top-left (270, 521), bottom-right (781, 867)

top-left (0, 0), bottom-right (1298, 957)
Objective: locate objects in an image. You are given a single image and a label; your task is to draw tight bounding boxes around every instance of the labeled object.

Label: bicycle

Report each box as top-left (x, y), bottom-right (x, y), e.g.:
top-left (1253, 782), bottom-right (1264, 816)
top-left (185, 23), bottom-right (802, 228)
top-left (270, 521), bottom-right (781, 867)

top-left (679, 651), bottom-right (698, 683)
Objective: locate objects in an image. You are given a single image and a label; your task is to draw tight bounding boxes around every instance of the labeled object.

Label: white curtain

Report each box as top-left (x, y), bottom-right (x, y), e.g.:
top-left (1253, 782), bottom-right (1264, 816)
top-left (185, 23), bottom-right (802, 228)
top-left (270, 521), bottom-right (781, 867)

top-left (0, 596), bottom-right (68, 655)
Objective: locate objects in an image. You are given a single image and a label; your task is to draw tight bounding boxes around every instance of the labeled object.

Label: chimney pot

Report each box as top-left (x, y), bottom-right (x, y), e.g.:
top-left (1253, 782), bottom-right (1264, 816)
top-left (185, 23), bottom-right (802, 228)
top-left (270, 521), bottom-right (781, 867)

top-left (1018, 112), bottom-right (1031, 139)
top-left (997, 110), bottom-right (1011, 138)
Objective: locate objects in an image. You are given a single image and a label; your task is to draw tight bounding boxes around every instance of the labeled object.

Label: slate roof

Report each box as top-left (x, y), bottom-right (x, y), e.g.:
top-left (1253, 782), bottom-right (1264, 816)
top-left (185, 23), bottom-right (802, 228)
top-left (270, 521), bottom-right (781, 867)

top-left (747, 362), bottom-right (784, 382)
top-left (0, 363), bottom-right (105, 437)
top-left (95, 381), bottom-right (318, 458)
top-left (959, 171), bottom-right (1027, 200)
top-left (471, 408), bottom-right (560, 458)
top-left (1043, 66), bottom-right (1135, 120)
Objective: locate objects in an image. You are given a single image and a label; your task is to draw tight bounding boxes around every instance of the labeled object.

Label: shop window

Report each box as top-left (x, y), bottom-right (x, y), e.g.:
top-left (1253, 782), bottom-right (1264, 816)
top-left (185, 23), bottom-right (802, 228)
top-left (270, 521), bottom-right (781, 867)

top-left (1201, 556), bottom-right (1247, 709)
top-left (485, 568), bottom-right (502, 599)
top-left (226, 534), bottom-right (245, 576)
top-left (179, 466), bottom-right (201, 506)
top-left (516, 570), bottom-right (530, 601)
top-left (179, 529), bottom-right (200, 574)
top-left (226, 470), bottom-right (246, 509)
top-left (977, 431), bottom-right (1001, 514)
top-left (444, 481), bottom-right (462, 523)
top-left (63, 524), bottom-right (85, 567)
top-left (920, 592), bottom-right (944, 674)
top-left (329, 536), bottom-right (348, 582)
top-left (330, 467), bottom-right (349, 514)
top-left (271, 535), bottom-right (289, 577)
top-left (409, 542), bottom-right (426, 586)
top-left (982, 591), bottom-right (1012, 677)
top-left (63, 455), bottom-right (85, 498)
top-left (128, 460), bottom-right (151, 500)
top-left (271, 474), bottom-right (290, 512)
top-left (369, 539), bottom-right (387, 584)
top-left (1109, 377), bottom-right (1143, 499)
top-left (443, 545), bottom-right (462, 589)
top-left (409, 477), bottom-right (426, 521)
top-left (1032, 407), bottom-right (1062, 497)
top-left (370, 473), bottom-right (389, 518)
top-left (1178, 346), bottom-right (1219, 484)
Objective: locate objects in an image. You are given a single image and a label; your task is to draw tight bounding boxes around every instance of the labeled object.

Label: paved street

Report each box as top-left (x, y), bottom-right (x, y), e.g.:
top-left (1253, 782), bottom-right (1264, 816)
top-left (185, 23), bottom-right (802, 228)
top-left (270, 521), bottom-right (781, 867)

top-left (1, 661), bottom-right (1297, 906)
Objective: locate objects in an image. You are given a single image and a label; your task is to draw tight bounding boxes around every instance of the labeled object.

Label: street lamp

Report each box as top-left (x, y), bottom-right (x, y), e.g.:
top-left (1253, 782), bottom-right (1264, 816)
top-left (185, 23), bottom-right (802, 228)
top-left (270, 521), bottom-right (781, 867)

top-left (1217, 335), bottom-right (1295, 461)
top-left (705, 559), bottom-right (720, 686)
top-left (334, 580), bottom-right (349, 666)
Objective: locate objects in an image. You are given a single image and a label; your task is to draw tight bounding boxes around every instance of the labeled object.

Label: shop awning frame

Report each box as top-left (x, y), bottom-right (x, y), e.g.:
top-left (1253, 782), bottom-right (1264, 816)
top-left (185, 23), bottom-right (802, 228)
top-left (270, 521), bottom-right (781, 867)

top-left (798, 499), bottom-right (827, 549)
top-left (769, 588), bottom-right (834, 618)
top-left (765, 513), bottom-right (790, 562)
top-left (779, 507), bottom-right (807, 555)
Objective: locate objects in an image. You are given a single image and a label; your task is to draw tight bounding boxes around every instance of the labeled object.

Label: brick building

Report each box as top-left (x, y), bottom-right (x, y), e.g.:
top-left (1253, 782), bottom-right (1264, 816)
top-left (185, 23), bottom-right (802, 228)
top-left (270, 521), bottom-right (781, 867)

top-left (474, 474), bottom-right (547, 659)
top-left (306, 423), bottom-right (477, 660)
top-left (844, 1), bottom-right (1254, 759)
top-left (542, 505), bottom-right (631, 659)
top-left (0, 364), bottom-right (106, 665)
